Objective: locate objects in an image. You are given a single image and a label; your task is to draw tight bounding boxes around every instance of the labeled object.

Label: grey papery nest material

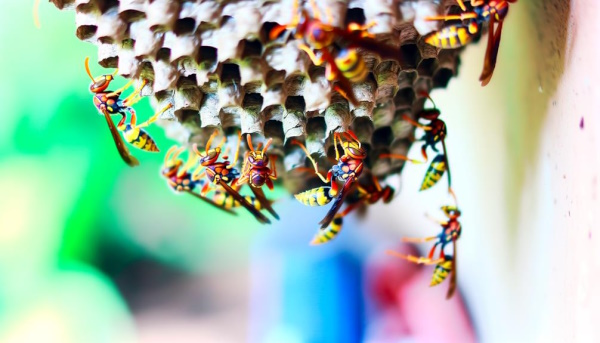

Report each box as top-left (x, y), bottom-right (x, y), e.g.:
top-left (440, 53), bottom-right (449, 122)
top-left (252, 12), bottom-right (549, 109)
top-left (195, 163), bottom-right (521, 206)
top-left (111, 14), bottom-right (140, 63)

top-left (50, 0), bottom-right (463, 193)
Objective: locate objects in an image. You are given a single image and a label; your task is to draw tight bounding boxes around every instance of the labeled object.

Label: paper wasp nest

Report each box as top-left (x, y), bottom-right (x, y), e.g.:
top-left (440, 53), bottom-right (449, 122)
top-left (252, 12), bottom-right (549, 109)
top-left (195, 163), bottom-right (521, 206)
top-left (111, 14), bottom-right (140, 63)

top-left (51, 0), bottom-right (463, 193)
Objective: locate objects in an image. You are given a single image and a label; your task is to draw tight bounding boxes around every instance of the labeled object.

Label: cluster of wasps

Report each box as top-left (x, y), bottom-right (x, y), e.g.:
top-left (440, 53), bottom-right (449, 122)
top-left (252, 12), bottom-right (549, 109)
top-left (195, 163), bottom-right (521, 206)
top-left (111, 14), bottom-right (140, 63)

top-left (85, 0), bottom-right (516, 299)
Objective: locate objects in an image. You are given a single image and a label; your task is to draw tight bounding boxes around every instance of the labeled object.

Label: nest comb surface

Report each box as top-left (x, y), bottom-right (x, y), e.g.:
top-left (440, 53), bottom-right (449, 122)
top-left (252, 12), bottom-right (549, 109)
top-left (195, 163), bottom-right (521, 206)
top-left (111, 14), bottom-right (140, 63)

top-left (51, 0), bottom-right (463, 194)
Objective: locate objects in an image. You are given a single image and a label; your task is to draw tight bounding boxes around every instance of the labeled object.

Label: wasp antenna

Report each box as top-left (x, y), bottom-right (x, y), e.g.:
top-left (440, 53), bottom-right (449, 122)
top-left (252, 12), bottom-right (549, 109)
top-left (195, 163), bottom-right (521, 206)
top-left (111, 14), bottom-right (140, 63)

top-left (205, 130), bottom-right (219, 152)
top-left (262, 138), bottom-right (273, 153)
top-left (191, 143), bottom-right (203, 157)
top-left (172, 146), bottom-right (185, 162)
top-left (246, 134), bottom-right (254, 151)
top-left (165, 145), bottom-right (178, 163)
top-left (84, 57), bottom-right (96, 82)
top-left (33, 0), bottom-right (41, 28)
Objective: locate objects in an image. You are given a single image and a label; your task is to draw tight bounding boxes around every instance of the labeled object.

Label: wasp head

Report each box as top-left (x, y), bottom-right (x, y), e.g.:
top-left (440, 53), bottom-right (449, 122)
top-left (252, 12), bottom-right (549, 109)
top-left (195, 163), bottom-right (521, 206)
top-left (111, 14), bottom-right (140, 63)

top-left (199, 147), bottom-right (221, 166)
top-left (441, 205), bottom-right (461, 219)
top-left (342, 141), bottom-right (367, 160)
top-left (85, 57), bottom-right (117, 94)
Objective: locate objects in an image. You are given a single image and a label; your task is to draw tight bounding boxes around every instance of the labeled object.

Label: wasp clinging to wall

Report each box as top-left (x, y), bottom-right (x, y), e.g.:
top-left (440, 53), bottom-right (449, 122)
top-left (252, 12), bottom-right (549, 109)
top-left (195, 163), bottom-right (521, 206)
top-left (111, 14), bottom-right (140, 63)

top-left (387, 205), bottom-right (462, 299)
top-left (424, 0), bottom-right (517, 86)
top-left (382, 94), bottom-right (455, 201)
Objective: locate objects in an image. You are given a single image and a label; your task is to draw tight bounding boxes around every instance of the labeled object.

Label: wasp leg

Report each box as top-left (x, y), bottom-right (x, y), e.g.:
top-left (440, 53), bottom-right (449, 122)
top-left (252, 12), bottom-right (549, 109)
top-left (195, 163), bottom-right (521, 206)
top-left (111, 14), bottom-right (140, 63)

top-left (292, 140), bottom-right (330, 184)
top-left (122, 79), bottom-right (148, 106)
top-left (425, 12), bottom-right (477, 22)
top-left (298, 44), bottom-right (326, 66)
top-left (402, 236), bottom-right (437, 243)
top-left (386, 251), bottom-right (445, 265)
top-left (106, 79), bottom-right (135, 98)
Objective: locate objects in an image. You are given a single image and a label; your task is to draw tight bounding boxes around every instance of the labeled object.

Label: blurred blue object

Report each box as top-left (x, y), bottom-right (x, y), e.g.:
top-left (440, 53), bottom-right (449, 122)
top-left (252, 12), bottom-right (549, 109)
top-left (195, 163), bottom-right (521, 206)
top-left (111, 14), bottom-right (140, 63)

top-left (249, 199), bottom-right (366, 343)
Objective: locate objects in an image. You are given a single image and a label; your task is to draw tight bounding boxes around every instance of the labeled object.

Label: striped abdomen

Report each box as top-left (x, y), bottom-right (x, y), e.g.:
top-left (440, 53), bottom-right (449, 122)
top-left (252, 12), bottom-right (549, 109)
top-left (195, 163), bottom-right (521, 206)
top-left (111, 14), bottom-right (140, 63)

top-left (213, 190), bottom-right (262, 211)
top-left (430, 259), bottom-right (453, 286)
top-left (335, 49), bottom-right (368, 82)
top-left (310, 216), bottom-right (343, 245)
top-left (123, 126), bottom-right (159, 152)
top-left (424, 23), bottom-right (478, 49)
top-left (295, 187), bottom-right (335, 207)
top-left (420, 154), bottom-right (447, 191)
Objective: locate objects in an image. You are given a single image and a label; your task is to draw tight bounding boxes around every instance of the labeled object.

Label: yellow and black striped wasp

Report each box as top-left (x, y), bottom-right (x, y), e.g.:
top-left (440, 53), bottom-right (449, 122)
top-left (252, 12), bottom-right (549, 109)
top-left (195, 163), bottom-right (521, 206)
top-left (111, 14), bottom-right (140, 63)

top-left (85, 57), bottom-right (146, 166)
top-left (310, 174), bottom-right (395, 245)
top-left (117, 103), bottom-right (172, 153)
top-left (234, 134), bottom-right (280, 220)
top-left (387, 205), bottom-right (462, 299)
top-left (382, 95), bottom-right (454, 200)
top-left (161, 145), bottom-right (237, 215)
top-left (294, 130), bottom-right (367, 231)
top-left (424, 0), bottom-right (517, 86)
top-left (191, 130), bottom-right (272, 224)
top-left (270, 0), bottom-right (403, 105)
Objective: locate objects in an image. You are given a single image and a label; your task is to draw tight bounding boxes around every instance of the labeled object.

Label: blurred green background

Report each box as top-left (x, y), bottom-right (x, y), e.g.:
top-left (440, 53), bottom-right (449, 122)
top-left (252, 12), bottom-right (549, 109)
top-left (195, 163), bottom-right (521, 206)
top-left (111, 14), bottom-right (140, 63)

top-left (0, 3), bottom-right (278, 342)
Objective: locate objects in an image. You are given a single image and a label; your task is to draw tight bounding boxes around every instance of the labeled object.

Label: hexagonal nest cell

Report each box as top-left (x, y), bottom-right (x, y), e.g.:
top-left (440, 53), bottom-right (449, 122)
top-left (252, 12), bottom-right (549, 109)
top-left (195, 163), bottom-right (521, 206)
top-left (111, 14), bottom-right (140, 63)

top-left (50, 0), bottom-right (465, 194)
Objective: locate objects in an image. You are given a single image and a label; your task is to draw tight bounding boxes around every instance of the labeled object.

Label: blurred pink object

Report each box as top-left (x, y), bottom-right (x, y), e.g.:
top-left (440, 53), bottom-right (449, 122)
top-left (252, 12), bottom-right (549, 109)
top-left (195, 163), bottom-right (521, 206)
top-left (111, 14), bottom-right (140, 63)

top-left (365, 244), bottom-right (476, 343)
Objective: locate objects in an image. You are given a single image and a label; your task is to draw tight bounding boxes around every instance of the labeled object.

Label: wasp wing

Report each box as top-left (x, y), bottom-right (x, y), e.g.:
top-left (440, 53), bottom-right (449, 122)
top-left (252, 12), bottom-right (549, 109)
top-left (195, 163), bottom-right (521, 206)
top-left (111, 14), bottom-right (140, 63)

top-left (184, 189), bottom-right (238, 215)
top-left (446, 239), bottom-right (458, 299)
top-left (480, 17), bottom-right (504, 86)
top-left (249, 186), bottom-right (280, 220)
top-left (219, 180), bottom-right (271, 224)
top-left (103, 110), bottom-right (140, 167)
top-left (318, 179), bottom-right (355, 229)
top-left (334, 29), bottom-right (403, 64)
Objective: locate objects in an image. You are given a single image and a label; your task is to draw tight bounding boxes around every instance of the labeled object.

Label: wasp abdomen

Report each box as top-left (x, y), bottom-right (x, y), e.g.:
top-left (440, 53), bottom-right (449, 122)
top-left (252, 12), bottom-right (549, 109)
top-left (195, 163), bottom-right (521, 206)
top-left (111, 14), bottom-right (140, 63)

top-left (420, 154), bottom-right (447, 191)
top-left (430, 259), bottom-right (453, 286)
top-left (310, 216), bottom-right (343, 245)
top-left (335, 49), bottom-right (368, 83)
top-left (424, 24), bottom-right (476, 49)
top-left (295, 187), bottom-right (335, 207)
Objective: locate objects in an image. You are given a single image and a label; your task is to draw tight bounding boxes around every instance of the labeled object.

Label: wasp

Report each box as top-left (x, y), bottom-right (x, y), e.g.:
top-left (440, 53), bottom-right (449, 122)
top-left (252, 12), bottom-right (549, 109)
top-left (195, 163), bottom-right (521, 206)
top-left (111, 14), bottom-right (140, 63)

top-left (382, 95), bottom-right (454, 200)
top-left (293, 130), bottom-right (368, 231)
top-left (310, 174), bottom-right (395, 245)
top-left (424, 0), bottom-right (517, 86)
top-left (387, 205), bottom-right (462, 299)
top-left (117, 103), bottom-right (172, 153)
top-left (234, 135), bottom-right (280, 220)
top-left (161, 145), bottom-right (237, 215)
top-left (190, 130), bottom-right (272, 224)
top-left (270, 0), bottom-right (403, 105)
top-left (85, 57), bottom-right (147, 166)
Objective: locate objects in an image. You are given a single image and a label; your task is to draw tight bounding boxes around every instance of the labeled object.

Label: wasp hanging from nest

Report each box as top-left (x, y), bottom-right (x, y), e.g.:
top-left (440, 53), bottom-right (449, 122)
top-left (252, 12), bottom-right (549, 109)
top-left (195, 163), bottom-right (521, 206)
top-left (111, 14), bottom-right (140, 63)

top-left (84, 57), bottom-right (158, 166)
top-left (234, 134), bottom-right (280, 220)
top-left (190, 130), bottom-right (273, 224)
top-left (381, 94), bottom-right (455, 202)
top-left (310, 174), bottom-right (395, 245)
top-left (424, 0), bottom-right (517, 86)
top-left (270, 0), bottom-right (404, 105)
